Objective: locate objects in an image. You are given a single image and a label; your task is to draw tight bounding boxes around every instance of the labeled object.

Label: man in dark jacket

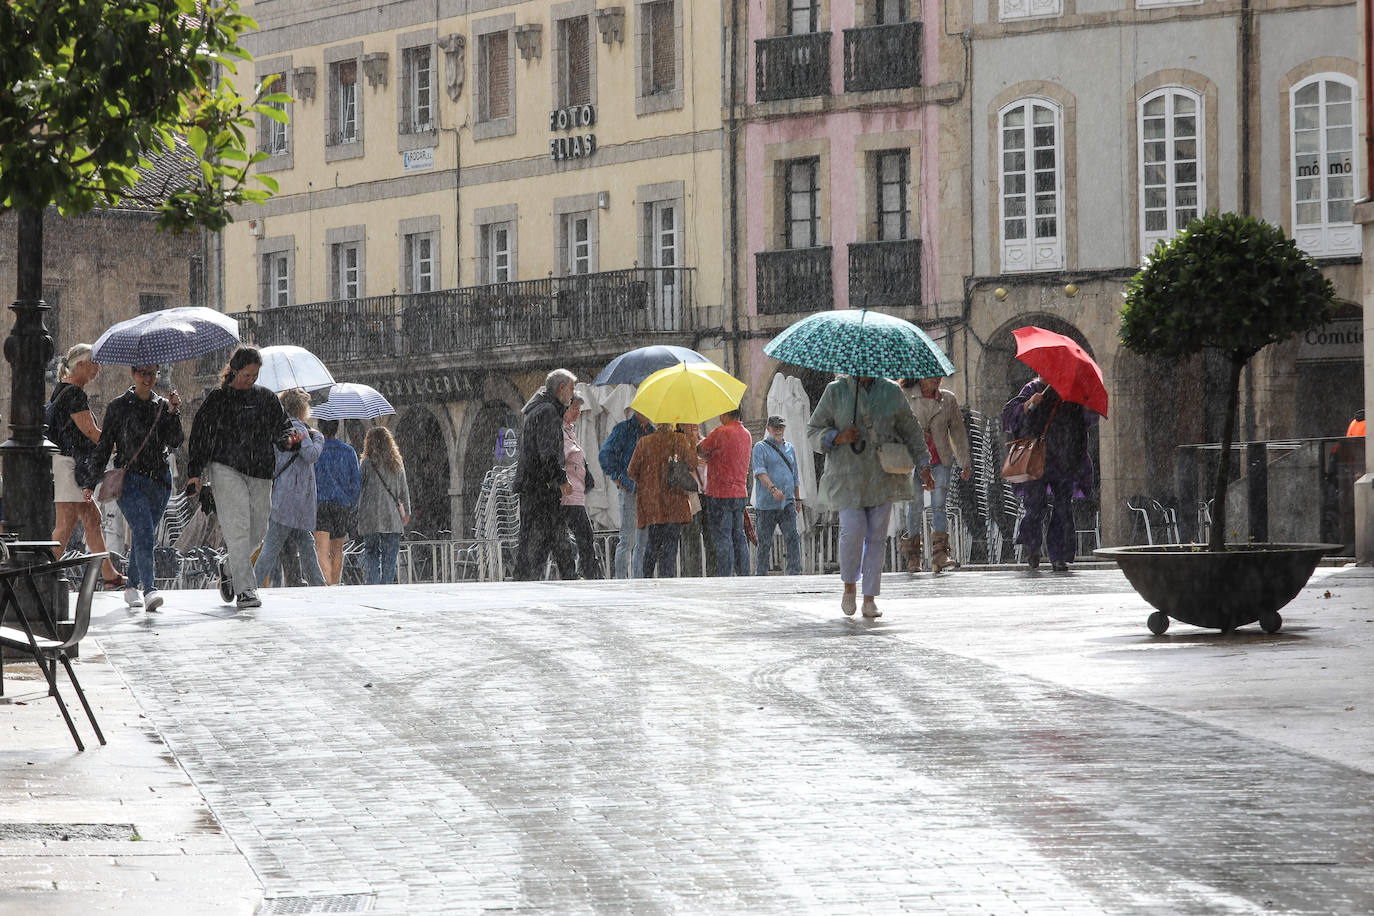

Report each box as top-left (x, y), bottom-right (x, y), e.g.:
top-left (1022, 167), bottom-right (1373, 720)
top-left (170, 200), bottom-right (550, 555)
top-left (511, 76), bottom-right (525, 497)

top-left (514, 368), bottom-right (577, 579)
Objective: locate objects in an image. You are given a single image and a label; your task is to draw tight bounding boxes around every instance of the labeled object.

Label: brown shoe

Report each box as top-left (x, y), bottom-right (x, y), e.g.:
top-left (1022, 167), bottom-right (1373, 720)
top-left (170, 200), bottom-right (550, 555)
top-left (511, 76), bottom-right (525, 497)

top-left (899, 535), bottom-right (922, 573)
top-left (931, 531), bottom-right (954, 572)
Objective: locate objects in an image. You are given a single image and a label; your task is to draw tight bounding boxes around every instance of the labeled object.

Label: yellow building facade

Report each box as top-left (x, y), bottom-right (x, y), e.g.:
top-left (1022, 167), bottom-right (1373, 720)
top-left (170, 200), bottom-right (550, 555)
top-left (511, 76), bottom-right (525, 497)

top-left (220, 0), bottom-right (728, 536)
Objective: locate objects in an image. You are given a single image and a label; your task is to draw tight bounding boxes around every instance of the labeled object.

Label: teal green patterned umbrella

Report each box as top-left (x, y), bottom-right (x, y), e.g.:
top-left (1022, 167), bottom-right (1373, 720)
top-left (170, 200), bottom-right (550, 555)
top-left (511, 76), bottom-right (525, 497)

top-left (763, 309), bottom-right (956, 379)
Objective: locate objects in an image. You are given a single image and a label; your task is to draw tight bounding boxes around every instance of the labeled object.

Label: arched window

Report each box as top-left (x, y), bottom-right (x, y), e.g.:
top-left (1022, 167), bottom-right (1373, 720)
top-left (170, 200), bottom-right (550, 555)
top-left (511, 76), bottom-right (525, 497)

top-left (1291, 74), bottom-right (1360, 257)
top-left (999, 98), bottom-right (1064, 272)
top-left (1139, 87), bottom-right (1204, 258)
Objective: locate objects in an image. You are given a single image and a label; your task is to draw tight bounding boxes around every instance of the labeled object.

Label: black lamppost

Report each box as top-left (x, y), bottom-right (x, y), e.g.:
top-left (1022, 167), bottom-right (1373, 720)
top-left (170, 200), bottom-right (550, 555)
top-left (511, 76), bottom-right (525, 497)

top-left (1, 207), bottom-right (58, 541)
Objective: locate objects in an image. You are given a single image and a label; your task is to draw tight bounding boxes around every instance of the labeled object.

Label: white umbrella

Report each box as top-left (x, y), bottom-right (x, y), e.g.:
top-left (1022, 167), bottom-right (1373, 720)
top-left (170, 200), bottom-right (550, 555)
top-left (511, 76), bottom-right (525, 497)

top-left (313, 382), bottom-right (395, 420)
top-left (255, 345), bottom-right (335, 392)
top-left (92, 306), bottom-right (239, 366)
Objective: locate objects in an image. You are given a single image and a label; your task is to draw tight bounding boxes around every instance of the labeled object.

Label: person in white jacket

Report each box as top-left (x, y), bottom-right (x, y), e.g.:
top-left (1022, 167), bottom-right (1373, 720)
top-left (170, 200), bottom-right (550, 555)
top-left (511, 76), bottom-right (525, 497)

top-left (899, 376), bottom-right (971, 572)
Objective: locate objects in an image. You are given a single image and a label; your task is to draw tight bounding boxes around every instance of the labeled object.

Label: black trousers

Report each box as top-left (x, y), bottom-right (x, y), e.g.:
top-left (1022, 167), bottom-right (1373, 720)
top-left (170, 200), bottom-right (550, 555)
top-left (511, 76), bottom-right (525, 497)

top-left (515, 489), bottom-right (564, 581)
top-left (554, 504), bottom-right (603, 580)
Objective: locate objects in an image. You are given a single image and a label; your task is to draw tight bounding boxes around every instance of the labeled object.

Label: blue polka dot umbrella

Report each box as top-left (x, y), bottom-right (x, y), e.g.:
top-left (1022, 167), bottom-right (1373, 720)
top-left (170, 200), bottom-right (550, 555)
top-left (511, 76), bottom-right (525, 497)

top-left (312, 382), bottom-right (396, 420)
top-left (763, 309), bottom-right (956, 380)
top-left (91, 306), bottom-right (240, 366)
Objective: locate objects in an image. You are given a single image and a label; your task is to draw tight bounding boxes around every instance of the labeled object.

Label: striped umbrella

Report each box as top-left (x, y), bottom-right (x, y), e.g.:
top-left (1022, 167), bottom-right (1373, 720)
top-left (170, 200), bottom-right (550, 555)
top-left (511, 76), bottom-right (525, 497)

top-left (313, 382), bottom-right (395, 420)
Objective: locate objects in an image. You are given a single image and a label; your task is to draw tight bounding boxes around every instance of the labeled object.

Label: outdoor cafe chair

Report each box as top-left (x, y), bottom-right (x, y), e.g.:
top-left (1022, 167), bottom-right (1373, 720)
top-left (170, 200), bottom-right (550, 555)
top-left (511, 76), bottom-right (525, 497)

top-left (0, 551), bottom-right (107, 751)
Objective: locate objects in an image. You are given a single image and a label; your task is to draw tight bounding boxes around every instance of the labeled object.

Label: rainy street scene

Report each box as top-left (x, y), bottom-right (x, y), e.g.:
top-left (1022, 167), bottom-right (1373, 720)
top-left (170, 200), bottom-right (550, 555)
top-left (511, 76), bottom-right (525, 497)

top-left (1, 0), bottom-right (1372, 914)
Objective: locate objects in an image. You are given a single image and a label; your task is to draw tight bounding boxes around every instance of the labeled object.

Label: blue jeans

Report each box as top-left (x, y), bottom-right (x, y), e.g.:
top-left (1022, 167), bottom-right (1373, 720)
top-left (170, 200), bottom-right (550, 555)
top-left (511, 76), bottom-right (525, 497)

top-left (115, 471), bottom-right (171, 594)
top-left (754, 506), bottom-right (802, 575)
top-left (615, 486), bottom-right (646, 578)
top-left (906, 464), bottom-right (953, 535)
top-left (838, 503), bottom-right (892, 596)
top-left (254, 520), bottom-right (325, 587)
top-left (362, 532), bottom-right (402, 584)
top-left (643, 523), bottom-right (681, 578)
top-left (707, 496), bottom-right (750, 576)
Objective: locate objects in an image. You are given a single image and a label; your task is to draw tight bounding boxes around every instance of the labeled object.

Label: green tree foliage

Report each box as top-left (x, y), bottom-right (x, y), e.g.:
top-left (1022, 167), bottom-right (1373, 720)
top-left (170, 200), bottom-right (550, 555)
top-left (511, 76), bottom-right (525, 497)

top-left (0, 0), bottom-right (284, 232)
top-left (1120, 211), bottom-right (1338, 550)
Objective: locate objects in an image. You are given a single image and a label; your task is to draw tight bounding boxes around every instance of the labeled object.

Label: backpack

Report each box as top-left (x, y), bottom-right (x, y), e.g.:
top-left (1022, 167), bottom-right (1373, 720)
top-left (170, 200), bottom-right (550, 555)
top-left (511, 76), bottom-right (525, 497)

top-left (44, 383), bottom-right (76, 455)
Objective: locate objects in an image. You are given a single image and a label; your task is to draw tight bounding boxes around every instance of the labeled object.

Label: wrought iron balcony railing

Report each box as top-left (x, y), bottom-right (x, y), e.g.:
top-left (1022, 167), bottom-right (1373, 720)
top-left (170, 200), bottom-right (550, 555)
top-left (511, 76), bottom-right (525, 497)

top-left (756, 247), bottom-right (833, 315)
top-left (843, 21), bottom-right (921, 93)
top-left (755, 32), bottom-right (831, 102)
top-left (848, 239), bottom-right (922, 311)
top-left (197, 267), bottom-right (697, 375)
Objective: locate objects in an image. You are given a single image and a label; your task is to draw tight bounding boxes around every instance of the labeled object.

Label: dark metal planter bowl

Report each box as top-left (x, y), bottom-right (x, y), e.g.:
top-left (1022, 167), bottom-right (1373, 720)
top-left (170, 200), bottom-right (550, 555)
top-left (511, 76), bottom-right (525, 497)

top-left (1093, 544), bottom-right (1340, 635)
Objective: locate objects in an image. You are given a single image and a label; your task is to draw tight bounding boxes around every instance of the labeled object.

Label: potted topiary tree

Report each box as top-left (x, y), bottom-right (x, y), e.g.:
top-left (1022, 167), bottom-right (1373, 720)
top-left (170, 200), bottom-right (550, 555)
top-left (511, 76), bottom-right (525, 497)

top-left (1097, 211), bottom-right (1341, 634)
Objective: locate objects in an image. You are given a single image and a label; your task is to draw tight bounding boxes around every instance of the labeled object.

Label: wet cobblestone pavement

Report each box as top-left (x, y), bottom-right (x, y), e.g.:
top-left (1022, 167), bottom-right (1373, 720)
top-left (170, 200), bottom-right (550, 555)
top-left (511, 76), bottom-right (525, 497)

top-left (90, 568), bottom-right (1374, 914)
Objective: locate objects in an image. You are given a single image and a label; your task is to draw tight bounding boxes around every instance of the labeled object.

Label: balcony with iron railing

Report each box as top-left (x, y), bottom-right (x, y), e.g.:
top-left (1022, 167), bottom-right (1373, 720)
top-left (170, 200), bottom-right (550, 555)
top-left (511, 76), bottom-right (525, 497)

top-left (756, 247), bottom-right (833, 315)
top-left (848, 239), bottom-right (922, 312)
top-left (843, 21), bottom-right (921, 93)
top-left (196, 268), bottom-right (699, 377)
top-left (755, 32), bottom-right (832, 102)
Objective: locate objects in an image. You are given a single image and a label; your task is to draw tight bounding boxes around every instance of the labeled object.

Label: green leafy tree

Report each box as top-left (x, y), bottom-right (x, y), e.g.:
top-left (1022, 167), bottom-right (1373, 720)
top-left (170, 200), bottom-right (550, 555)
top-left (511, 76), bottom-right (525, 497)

top-left (0, 0), bottom-right (284, 538)
top-left (1121, 211), bottom-right (1337, 551)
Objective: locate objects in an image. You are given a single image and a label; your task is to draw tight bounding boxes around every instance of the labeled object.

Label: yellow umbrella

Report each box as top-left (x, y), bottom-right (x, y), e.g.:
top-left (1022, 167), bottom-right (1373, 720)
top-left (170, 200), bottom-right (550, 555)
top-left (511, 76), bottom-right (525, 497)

top-left (630, 362), bottom-right (747, 425)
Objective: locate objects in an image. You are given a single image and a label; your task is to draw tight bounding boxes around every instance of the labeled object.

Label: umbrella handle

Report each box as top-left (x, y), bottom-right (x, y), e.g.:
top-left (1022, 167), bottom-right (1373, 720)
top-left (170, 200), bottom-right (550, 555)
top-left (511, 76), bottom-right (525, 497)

top-left (850, 440), bottom-right (866, 455)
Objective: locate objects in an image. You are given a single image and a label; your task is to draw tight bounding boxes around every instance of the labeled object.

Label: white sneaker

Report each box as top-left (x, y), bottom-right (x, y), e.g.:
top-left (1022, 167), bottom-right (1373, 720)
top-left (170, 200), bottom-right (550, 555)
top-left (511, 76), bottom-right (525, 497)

top-left (124, 587), bottom-right (143, 608)
top-left (841, 592), bottom-right (857, 616)
top-left (861, 598), bottom-right (882, 618)
top-left (143, 590), bottom-right (164, 613)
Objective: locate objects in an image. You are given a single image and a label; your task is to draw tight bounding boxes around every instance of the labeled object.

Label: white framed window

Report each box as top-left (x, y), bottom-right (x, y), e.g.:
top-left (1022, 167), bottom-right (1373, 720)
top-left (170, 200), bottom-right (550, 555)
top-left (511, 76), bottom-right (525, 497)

top-left (874, 0), bottom-right (910, 23)
top-left (999, 0), bottom-right (1062, 20)
top-left (644, 199), bottom-right (681, 320)
top-left (562, 213), bottom-right (593, 275)
top-left (999, 98), bottom-right (1064, 272)
top-left (559, 16), bottom-right (592, 108)
top-left (484, 223), bottom-right (513, 283)
top-left (258, 73), bottom-right (289, 154)
top-left (1139, 87), bottom-right (1203, 257)
top-left (260, 252), bottom-right (291, 308)
top-left (1291, 74), bottom-right (1360, 258)
top-left (784, 157), bottom-right (821, 249)
top-left (331, 242), bottom-right (361, 299)
top-left (329, 59), bottom-right (358, 144)
top-left (404, 233), bottom-right (436, 293)
top-left (402, 46), bottom-right (434, 133)
top-left (480, 31), bottom-right (511, 122)
top-left (874, 150), bottom-right (910, 241)
top-left (788, 0), bottom-right (818, 34)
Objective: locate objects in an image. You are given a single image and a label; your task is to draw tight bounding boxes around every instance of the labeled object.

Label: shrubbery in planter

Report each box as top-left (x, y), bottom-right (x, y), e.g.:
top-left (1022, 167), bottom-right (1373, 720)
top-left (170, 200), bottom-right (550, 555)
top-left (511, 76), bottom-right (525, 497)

top-left (1120, 211), bottom-right (1337, 552)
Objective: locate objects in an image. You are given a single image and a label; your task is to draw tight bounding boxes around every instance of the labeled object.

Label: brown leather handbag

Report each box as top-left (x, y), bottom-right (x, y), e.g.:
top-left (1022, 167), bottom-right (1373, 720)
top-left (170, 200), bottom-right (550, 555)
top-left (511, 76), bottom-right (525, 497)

top-left (1001, 402), bottom-right (1058, 484)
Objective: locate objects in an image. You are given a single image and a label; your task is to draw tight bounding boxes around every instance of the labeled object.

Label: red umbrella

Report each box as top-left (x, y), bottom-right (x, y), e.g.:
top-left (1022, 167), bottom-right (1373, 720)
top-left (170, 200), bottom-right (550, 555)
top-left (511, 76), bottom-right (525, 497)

top-left (1012, 326), bottom-right (1109, 417)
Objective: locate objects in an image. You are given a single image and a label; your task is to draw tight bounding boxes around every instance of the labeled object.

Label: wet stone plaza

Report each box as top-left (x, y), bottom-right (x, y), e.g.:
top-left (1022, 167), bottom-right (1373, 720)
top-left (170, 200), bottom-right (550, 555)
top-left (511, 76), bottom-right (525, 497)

top-left (4, 566), bottom-right (1373, 914)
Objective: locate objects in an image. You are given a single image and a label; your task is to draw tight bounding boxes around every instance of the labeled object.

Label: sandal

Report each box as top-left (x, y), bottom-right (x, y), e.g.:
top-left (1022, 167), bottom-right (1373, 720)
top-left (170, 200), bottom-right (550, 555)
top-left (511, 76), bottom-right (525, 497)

top-left (103, 574), bottom-right (126, 589)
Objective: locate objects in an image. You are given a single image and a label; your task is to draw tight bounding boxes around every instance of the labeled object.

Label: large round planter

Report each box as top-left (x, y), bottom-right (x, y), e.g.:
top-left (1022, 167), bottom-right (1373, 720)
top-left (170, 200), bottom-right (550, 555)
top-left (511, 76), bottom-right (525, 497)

top-left (1093, 544), bottom-right (1340, 634)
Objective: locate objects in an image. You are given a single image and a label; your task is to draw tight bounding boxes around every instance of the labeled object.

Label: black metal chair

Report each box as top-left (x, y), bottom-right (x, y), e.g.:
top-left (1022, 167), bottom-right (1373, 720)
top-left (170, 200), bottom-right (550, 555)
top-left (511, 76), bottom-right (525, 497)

top-left (0, 552), bottom-right (107, 751)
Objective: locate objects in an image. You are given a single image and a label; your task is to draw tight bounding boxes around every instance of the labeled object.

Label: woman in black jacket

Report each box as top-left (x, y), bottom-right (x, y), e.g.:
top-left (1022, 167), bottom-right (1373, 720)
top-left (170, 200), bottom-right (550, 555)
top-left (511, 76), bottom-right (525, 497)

top-left (89, 365), bottom-right (185, 612)
top-left (186, 346), bottom-right (298, 609)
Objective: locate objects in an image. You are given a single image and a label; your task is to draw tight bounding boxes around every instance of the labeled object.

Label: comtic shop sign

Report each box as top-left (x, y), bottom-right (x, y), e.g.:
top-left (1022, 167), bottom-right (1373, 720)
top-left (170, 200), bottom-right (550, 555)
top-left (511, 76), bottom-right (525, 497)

top-left (1297, 319), bottom-right (1364, 361)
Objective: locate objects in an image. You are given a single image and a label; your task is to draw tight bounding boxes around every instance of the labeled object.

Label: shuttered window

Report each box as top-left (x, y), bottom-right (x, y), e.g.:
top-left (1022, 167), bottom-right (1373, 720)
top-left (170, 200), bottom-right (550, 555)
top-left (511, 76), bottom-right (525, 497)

top-left (482, 32), bottom-right (510, 120)
top-left (563, 17), bottom-right (590, 106)
top-left (647, 2), bottom-right (675, 94)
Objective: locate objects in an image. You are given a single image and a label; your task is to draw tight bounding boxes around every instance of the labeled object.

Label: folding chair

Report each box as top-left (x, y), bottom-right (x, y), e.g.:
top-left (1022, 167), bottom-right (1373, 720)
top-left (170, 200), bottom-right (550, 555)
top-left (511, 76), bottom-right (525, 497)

top-left (0, 552), bottom-right (107, 751)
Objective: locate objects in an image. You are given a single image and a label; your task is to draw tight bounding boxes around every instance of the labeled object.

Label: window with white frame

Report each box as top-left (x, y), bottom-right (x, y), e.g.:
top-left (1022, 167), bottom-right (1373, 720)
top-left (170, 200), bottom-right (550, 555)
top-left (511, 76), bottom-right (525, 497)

top-left (644, 199), bottom-right (681, 317)
top-left (1139, 87), bottom-right (1203, 257)
top-left (562, 213), bottom-right (593, 275)
top-left (559, 16), bottom-right (591, 108)
top-left (999, 0), bottom-right (1062, 21)
top-left (483, 223), bottom-right (513, 283)
top-left (874, 0), bottom-right (909, 23)
top-left (1291, 74), bottom-right (1361, 258)
top-left (784, 157), bottom-right (821, 249)
top-left (401, 46), bottom-right (434, 133)
top-left (261, 252), bottom-right (291, 308)
top-left (787, 0), bottom-right (818, 34)
top-left (644, 2), bottom-right (676, 95)
top-left (404, 233), bottom-right (436, 293)
top-left (874, 150), bottom-right (910, 241)
top-left (258, 73), bottom-right (289, 154)
top-left (999, 99), bottom-right (1063, 271)
top-left (479, 31), bottom-right (511, 122)
top-left (329, 59), bottom-right (359, 144)
top-left (331, 242), bottom-right (362, 299)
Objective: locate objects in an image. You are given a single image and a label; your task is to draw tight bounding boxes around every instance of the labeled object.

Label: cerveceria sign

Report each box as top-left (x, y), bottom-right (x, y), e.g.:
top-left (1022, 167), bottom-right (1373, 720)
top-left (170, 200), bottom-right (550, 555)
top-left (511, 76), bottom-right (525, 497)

top-left (549, 103), bottom-right (596, 162)
top-left (360, 372), bottom-right (478, 405)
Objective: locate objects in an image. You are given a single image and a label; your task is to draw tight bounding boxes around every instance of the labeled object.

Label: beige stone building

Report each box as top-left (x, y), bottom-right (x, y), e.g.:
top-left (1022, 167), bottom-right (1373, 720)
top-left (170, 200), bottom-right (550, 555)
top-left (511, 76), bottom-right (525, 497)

top-left (221, 0), bottom-right (728, 535)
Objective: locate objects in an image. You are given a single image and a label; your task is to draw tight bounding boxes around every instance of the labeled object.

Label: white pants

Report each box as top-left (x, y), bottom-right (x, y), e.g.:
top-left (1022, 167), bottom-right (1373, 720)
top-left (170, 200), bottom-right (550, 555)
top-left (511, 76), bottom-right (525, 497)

top-left (210, 462), bottom-right (272, 597)
top-left (838, 503), bottom-right (892, 597)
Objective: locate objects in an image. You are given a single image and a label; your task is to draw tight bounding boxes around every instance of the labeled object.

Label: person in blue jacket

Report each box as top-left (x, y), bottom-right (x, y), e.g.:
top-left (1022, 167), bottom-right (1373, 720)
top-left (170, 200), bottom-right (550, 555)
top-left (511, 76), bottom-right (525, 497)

top-left (598, 409), bottom-right (654, 578)
top-left (313, 418), bottom-right (361, 585)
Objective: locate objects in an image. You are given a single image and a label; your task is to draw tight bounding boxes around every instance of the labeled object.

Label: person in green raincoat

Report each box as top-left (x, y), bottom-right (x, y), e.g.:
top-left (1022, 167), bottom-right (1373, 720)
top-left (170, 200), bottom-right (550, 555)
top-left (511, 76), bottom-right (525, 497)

top-left (808, 375), bottom-right (933, 619)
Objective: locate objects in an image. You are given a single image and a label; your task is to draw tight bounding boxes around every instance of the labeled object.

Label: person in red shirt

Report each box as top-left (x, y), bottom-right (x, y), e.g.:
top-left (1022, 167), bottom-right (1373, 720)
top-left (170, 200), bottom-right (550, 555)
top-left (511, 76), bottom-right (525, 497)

top-left (697, 409), bottom-right (754, 575)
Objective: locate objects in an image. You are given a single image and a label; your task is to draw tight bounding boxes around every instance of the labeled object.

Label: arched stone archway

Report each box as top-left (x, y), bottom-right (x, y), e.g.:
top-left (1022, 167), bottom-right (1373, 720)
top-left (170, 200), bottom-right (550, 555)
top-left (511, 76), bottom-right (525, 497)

top-left (459, 400), bottom-right (523, 537)
top-left (393, 408), bottom-right (453, 537)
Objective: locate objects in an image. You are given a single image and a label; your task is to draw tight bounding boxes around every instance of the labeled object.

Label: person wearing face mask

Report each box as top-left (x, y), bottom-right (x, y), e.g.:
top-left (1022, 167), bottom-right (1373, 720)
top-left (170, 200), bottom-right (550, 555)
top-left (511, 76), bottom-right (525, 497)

top-left (88, 364), bottom-right (185, 612)
top-left (186, 346), bottom-right (297, 609)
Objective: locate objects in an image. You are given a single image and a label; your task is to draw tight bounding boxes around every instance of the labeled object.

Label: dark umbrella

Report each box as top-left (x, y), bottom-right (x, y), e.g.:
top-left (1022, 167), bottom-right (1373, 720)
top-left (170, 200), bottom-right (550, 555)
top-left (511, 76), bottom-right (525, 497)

top-left (92, 306), bottom-right (239, 366)
top-left (592, 345), bottom-right (719, 386)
